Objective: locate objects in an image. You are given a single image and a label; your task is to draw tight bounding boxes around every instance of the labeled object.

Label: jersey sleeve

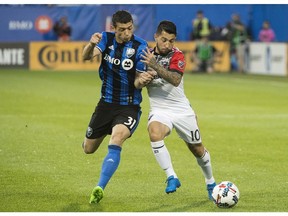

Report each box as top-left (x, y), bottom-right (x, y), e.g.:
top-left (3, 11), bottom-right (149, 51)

top-left (169, 51), bottom-right (186, 74)
top-left (135, 42), bottom-right (148, 73)
top-left (95, 32), bottom-right (107, 52)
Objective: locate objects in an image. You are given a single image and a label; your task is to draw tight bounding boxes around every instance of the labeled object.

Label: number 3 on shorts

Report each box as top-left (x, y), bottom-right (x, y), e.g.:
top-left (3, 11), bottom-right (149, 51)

top-left (124, 116), bottom-right (136, 129)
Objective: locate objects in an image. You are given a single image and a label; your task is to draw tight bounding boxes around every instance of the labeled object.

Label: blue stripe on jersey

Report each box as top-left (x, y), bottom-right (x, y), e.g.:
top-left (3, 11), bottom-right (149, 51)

top-left (105, 70), bottom-right (114, 102)
top-left (112, 42), bottom-right (124, 104)
top-left (96, 32), bottom-right (147, 105)
top-left (120, 48), bottom-right (129, 105)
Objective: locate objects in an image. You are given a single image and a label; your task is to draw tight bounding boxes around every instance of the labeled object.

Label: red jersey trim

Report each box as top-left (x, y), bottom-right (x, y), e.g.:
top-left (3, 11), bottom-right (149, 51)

top-left (169, 47), bottom-right (186, 73)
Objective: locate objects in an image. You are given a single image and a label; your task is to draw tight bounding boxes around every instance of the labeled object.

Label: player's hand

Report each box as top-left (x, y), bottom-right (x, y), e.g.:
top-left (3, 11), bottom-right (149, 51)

top-left (90, 33), bottom-right (102, 45)
top-left (146, 67), bottom-right (164, 87)
top-left (147, 67), bottom-right (157, 77)
top-left (147, 78), bottom-right (165, 87)
top-left (141, 47), bottom-right (158, 69)
top-left (138, 71), bottom-right (154, 86)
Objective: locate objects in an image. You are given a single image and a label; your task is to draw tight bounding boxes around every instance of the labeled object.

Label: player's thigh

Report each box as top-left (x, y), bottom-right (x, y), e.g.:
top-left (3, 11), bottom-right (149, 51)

top-left (174, 113), bottom-right (202, 144)
top-left (148, 111), bottom-right (173, 140)
top-left (109, 124), bottom-right (131, 147)
top-left (110, 105), bottom-right (142, 145)
top-left (148, 121), bottom-right (171, 141)
top-left (85, 104), bottom-right (113, 139)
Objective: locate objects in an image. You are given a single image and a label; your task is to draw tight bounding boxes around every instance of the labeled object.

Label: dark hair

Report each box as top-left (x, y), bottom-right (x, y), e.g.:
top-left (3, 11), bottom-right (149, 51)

top-left (156, 20), bottom-right (177, 36)
top-left (112, 10), bottom-right (133, 27)
top-left (197, 10), bottom-right (203, 14)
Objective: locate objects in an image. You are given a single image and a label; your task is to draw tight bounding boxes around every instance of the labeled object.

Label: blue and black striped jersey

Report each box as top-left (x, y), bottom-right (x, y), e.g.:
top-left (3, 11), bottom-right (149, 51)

top-left (96, 32), bottom-right (147, 105)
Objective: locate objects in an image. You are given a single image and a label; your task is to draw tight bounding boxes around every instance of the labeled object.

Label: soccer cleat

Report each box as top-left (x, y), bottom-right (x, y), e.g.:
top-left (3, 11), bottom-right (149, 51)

top-left (165, 175), bottom-right (181, 194)
top-left (89, 186), bottom-right (104, 204)
top-left (207, 182), bottom-right (216, 200)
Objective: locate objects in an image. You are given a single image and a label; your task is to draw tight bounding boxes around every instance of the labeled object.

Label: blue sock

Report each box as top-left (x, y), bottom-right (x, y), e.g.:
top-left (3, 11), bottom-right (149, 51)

top-left (97, 145), bottom-right (122, 190)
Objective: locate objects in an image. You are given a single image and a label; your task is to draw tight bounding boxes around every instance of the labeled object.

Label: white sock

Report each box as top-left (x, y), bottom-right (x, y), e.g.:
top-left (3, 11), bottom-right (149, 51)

top-left (151, 140), bottom-right (177, 178)
top-left (196, 149), bottom-right (215, 184)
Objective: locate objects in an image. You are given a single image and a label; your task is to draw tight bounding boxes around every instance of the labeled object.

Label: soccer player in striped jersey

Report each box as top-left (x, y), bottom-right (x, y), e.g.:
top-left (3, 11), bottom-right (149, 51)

top-left (137, 20), bottom-right (216, 200)
top-left (82, 10), bottom-right (154, 204)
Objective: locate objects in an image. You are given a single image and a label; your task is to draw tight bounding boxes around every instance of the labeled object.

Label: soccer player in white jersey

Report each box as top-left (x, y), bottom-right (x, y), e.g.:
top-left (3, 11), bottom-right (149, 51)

top-left (136, 20), bottom-right (216, 200)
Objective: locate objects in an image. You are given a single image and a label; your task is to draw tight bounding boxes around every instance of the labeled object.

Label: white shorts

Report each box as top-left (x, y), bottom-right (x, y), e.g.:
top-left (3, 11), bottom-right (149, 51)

top-left (147, 110), bottom-right (202, 144)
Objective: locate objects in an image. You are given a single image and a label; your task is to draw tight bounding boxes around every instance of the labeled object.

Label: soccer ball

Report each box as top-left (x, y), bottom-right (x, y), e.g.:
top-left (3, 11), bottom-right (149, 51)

top-left (212, 181), bottom-right (240, 208)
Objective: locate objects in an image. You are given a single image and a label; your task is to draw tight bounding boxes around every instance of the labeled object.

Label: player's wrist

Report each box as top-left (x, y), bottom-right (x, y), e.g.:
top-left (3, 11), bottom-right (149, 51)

top-left (151, 63), bottom-right (160, 73)
top-left (89, 42), bottom-right (96, 46)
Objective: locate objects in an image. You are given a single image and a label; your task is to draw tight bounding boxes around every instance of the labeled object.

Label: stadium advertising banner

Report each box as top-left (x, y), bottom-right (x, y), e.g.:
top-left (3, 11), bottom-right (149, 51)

top-left (148, 41), bottom-right (230, 72)
top-left (0, 43), bottom-right (29, 69)
top-left (247, 42), bottom-right (288, 76)
top-left (30, 42), bottom-right (100, 70)
top-left (29, 41), bottom-right (230, 72)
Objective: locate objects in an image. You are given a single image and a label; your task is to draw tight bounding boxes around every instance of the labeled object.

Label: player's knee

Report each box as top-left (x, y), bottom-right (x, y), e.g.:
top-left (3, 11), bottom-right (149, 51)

top-left (148, 128), bottom-right (163, 142)
top-left (110, 126), bottom-right (130, 144)
top-left (82, 142), bottom-right (96, 154)
top-left (187, 142), bottom-right (204, 157)
top-left (83, 145), bottom-right (93, 154)
top-left (83, 148), bottom-right (94, 154)
top-left (110, 133), bottom-right (126, 145)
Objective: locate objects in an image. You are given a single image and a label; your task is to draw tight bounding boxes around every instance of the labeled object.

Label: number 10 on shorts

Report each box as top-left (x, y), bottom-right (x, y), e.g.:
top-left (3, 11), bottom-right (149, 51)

top-left (191, 129), bottom-right (201, 142)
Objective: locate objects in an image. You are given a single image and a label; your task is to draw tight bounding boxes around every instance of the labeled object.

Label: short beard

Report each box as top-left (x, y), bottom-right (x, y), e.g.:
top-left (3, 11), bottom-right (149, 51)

top-left (156, 44), bottom-right (169, 56)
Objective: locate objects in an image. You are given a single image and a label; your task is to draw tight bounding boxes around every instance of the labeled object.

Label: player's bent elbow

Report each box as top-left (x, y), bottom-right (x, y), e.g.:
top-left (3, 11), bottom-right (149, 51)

top-left (172, 81), bottom-right (181, 87)
top-left (82, 55), bottom-right (91, 61)
top-left (174, 83), bottom-right (180, 87)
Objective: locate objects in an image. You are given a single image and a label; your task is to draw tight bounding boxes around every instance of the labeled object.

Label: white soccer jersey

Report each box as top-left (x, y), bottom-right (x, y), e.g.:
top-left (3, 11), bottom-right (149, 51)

top-left (146, 47), bottom-right (202, 144)
top-left (146, 47), bottom-right (194, 114)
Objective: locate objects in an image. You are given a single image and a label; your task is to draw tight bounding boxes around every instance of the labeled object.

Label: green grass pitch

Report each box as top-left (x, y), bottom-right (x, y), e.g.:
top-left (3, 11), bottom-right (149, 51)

top-left (0, 69), bottom-right (287, 212)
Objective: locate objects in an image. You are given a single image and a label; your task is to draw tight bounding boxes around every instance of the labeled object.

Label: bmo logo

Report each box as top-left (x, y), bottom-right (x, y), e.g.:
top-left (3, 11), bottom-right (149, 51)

top-left (104, 54), bottom-right (134, 70)
top-left (122, 59), bottom-right (133, 70)
top-left (104, 54), bottom-right (121, 65)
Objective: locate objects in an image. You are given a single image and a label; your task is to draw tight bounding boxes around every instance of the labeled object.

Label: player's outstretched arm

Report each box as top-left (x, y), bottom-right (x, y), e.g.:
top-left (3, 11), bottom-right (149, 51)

top-left (83, 33), bottom-right (102, 60)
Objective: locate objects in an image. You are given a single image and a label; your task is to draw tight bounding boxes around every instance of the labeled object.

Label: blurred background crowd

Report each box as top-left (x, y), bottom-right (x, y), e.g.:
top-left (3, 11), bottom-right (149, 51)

top-left (0, 4), bottom-right (287, 74)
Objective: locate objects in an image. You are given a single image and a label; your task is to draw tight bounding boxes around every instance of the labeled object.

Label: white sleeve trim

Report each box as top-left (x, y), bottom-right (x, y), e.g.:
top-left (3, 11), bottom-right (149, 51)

top-left (96, 46), bottom-right (102, 53)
